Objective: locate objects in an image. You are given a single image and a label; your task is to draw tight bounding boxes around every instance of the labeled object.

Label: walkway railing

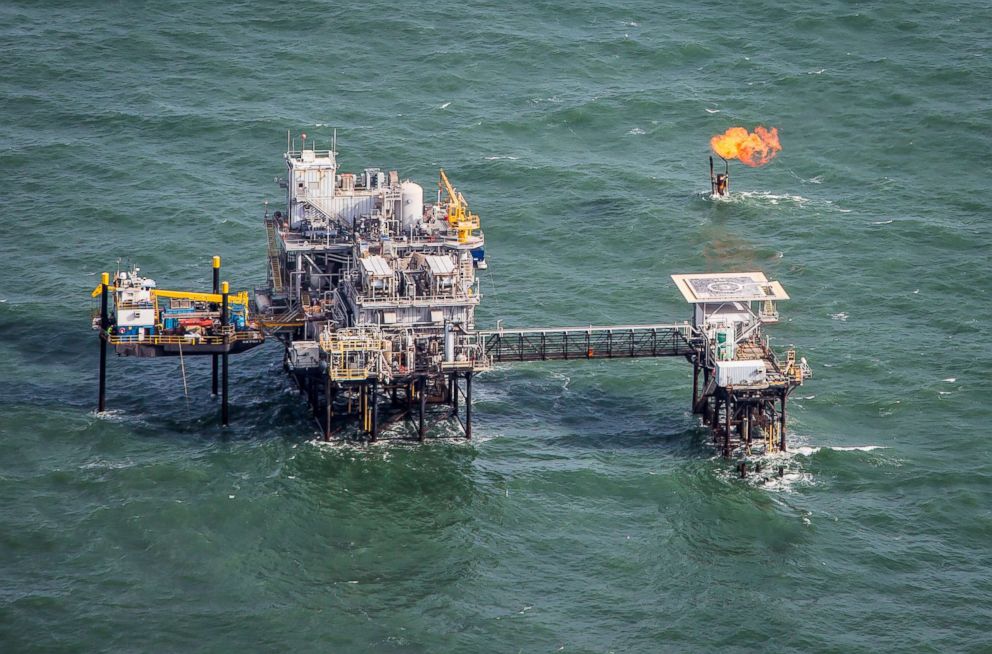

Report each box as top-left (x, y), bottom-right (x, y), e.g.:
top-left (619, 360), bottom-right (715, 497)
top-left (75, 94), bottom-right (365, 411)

top-left (106, 331), bottom-right (262, 346)
top-left (477, 323), bottom-right (696, 363)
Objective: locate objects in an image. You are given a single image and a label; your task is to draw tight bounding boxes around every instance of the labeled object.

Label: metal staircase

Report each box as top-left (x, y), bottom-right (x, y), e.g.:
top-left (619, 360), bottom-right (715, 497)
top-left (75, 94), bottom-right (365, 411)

top-left (265, 218), bottom-right (284, 293)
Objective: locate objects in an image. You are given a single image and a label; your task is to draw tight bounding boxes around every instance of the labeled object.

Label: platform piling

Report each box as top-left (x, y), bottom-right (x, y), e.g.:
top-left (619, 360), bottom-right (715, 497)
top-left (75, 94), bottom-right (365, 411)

top-left (324, 381), bottom-right (334, 442)
top-left (780, 393), bottom-right (787, 452)
top-left (723, 394), bottom-right (731, 458)
top-left (221, 281), bottom-right (229, 427)
top-left (465, 371), bottom-right (473, 439)
top-left (691, 356), bottom-right (699, 412)
top-left (450, 372), bottom-right (459, 417)
top-left (418, 377), bottom-right (426, 441)
top-left (211, 256), bottom-right (220, 397)
top-left (370, 380), bottom-right (379, 441)
top-left (98, 273), bottom-right (108, 413)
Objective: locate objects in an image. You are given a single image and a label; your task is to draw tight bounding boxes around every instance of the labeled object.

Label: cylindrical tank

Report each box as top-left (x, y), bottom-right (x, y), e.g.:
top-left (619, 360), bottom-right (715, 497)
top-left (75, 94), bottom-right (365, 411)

top-left (400, 181), bottom-right (424, 232)
top-left (444, 322), bottom-right (455, 362)
top-left (715, 327), bottom-right (736, 361)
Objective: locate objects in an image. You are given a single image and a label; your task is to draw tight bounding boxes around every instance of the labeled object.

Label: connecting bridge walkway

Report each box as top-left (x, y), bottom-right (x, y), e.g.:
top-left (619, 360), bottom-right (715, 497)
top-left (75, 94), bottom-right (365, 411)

top-left (477, 324), bottom-right (697, 363)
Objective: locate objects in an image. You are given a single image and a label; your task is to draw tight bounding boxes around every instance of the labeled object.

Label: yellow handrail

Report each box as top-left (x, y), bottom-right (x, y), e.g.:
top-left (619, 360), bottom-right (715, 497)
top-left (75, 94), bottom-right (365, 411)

top-left (107, 331), bottom-right (261, 346)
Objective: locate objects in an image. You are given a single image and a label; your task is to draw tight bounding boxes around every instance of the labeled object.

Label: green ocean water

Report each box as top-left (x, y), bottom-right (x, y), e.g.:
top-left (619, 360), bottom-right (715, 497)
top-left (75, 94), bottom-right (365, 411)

top-left (2, 0), bottom-right (992, 651)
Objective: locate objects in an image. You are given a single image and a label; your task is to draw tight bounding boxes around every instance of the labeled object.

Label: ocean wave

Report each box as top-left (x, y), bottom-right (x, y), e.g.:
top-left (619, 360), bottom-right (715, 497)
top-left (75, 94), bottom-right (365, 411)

top-left (708, 190), bottom-right (814, 207)
top-left (792, 445), bottom-right (888, 455)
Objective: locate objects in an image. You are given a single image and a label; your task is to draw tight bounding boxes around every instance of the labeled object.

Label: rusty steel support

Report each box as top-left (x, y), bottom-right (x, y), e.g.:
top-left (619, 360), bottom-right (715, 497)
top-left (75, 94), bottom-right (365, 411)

top-left (418, 377), bottom-right (427, 441)
top-left (465, 371), bottom-right (473, 440)
top-left (780, 392), bottom-right (787, 452)
top-left (745, 405), bottom-right (752, 449)
top-left (691, 357), bottom-right (699, 412)
top-left (723, 394), bottom-right (731, 458)
top-left (450, 372), bottom-right (459, 417)
top-left (211, 257), bottom-right (220, 397)
top-left (324, 381), bottom-right (334, 442)
top-left (370, 380), bottom-right (378, 442)
top-left (309, 376), bottom-right (319, 419)
top-left (98, 275), bottom-right (108, 413)
top-left (221, 282), bottom-right (229, 427)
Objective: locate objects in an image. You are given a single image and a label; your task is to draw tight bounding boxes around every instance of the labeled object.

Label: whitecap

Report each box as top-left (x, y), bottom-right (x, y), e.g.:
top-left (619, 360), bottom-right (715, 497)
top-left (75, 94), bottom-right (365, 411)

top-left (705, 108), bottom-right (720, 114)
top-left (733, 190), bottom-right (812, 206)
top-left (483, 155), bottom-right (519, 161)
top-left (807, 68), bottom-right (826, 75)
top-left (439, 102), bottom-right (451, 109)
top-left (831, 312), bottom-right (848, 321)
top-left (942, 377), bottom-right (956, 382)
top-left (871, 219), bottom-right (894, 225)
top-left (627, 127), bottom-right (645, 135)
top-left (828, 446), bottom-right (887, 452)
top-left (792, 445), bottom-right (887, 455)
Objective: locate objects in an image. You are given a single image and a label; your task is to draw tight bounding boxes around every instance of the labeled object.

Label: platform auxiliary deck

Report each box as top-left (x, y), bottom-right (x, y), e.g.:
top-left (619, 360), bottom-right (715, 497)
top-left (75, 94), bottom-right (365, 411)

top-left (91, 133), bottom-right (811, 463)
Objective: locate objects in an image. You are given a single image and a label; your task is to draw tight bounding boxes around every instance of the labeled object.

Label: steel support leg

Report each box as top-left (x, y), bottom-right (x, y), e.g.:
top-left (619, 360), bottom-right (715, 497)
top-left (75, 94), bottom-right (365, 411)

top-left (370, 381), bottom-right (378, 442)
top-left (325, 382), bottom-right (334, 442)
top-left (465, 372), bottom-right (473, 440)
top-left (310, 376), bottom-right (319, 419)
top-left (780, 393), bottom-right (787, 452)
top-left (360, 383), bottom-right (367, 435)
top-left (98, 279), bottom-right (108, 412)
top-left (418, 377), bottom-right (426, 442)
top-left (724, 395), bottom-right (731, 458)
top-left (221, 285), bottom-right (229, 427)
top-left (451, 372), bottom-right (459, 417)
top-left (745, 405), bottom-right (752, 449)
top-left (691, 357), bottom-right (699, 413)
top-left (221, 352), bottom-right (229, 426)
top-left (212, 259), bottom-right (219, 397)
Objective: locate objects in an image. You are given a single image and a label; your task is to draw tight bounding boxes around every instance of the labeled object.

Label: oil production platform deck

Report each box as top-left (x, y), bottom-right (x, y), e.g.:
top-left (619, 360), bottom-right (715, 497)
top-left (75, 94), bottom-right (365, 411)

top-left (92, 133), bottom-right (811, 465)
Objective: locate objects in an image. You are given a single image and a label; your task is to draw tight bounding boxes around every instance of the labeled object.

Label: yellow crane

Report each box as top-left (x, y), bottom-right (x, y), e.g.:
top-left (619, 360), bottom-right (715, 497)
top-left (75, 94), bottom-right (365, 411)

top-left (152, 289), bottom-right (250, 306)
top-left (90, 284), bottom-right (249, 307)
top-left (438, 169), bottom-right (481, 244)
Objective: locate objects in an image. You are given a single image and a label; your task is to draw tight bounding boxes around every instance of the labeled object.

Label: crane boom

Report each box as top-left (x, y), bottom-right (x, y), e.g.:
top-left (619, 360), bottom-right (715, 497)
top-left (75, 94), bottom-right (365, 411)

top-left (153, 289), bottom-right (250, 305)
top-left (91, 284), bottom-right (248, 306)
top-left (437, 168), bottom-right (481, 243)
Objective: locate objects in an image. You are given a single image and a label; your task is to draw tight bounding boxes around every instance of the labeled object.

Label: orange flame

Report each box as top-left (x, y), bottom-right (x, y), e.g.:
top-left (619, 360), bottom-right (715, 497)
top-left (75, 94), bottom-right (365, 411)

top-left (710, 126), bottom-right (781, 167)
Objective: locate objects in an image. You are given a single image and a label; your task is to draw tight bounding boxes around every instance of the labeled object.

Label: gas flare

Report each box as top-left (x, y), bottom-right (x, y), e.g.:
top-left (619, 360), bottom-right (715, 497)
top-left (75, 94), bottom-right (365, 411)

top-left (710, 126), bottom-right (781, 167)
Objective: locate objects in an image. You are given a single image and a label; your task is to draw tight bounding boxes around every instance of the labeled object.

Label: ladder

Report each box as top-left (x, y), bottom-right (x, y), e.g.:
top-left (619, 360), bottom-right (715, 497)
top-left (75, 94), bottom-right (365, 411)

top-left (265, 219), bottom-right (284, 293)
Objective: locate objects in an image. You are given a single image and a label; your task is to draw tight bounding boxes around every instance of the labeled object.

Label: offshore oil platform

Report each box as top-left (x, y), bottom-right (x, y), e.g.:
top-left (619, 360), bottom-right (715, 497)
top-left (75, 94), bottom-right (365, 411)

top-left (91, 132), bottom-right (811, 466)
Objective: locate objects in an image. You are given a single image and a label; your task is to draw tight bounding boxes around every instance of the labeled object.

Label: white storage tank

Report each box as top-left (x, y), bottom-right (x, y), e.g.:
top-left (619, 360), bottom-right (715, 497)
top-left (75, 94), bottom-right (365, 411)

top-left (400, 181), bottom-right (423, 232)
top-left (715, 360), bottom-right (766, 387)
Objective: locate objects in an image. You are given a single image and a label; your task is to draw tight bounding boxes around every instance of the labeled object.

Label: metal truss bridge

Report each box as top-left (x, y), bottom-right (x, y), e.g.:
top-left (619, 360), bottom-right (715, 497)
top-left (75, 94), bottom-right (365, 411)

top-left (476, 323), bottom-right (697, 363)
